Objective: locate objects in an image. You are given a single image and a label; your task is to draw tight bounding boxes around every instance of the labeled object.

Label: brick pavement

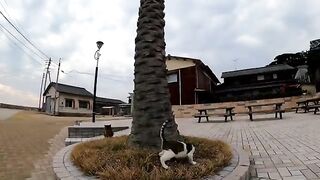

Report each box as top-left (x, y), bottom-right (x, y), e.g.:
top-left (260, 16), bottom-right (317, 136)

top-left (27, 127), bottom-right (68, 180)
top-left (100, 112), bottom-right (320, 179)
top-left (176, 112), bottom-right (320, 180)
top-left (2, 109), bottom-right (319, 180)
top-left (0, 111), bottom-right (81, 180)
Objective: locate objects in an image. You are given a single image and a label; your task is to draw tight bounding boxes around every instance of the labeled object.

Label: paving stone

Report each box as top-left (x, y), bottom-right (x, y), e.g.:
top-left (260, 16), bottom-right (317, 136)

top-left (268, 172), bottom-right (281, 179)
top-left (277, 167), bottom-right (291, 177)
top-left (300, 169), bottom-right (318, 179)
top-left (287, 165), bottom-right (308, 171)
top-left (290, 170), bottom-right (303, 176)
top-left (256, 168), bottom-right (278, 173)
top-left (307, 164), bottom-right (320, 173)
top-left (257, 172), bottom-right (269, 178)
top-left (283, 176), bottom-right (307, 180)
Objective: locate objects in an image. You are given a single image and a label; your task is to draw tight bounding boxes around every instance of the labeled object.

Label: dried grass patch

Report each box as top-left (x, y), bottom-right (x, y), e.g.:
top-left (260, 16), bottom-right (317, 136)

top-left (71, 136), bottom-right (232, 180)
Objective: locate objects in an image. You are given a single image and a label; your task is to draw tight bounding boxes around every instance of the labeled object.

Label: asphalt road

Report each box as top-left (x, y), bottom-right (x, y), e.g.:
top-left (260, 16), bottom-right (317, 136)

top-left (0, 108), bottom-right (21, 120)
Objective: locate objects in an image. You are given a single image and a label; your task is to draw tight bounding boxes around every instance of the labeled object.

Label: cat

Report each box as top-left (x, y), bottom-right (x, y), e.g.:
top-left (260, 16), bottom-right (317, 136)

top-left (158, 119), bottom-right (196, 169)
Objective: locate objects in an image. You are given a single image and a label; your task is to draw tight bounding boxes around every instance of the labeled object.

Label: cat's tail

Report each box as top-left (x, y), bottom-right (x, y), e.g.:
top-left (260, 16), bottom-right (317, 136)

top-left (160, 119), bottom-right (169, 149)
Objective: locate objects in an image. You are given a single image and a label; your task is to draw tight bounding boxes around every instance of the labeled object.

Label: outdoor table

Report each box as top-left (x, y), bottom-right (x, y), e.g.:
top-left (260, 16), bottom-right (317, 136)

top-left (195, 106), bottom-right (235, 123)
top-left (295, 97), bottom-right (320, 113)
top-left (245, 102), bottom-right (284, 121)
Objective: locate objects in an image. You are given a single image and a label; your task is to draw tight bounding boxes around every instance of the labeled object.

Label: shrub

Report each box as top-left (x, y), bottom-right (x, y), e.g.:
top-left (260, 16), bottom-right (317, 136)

top-left (71, 136), bottom-right (232, 180)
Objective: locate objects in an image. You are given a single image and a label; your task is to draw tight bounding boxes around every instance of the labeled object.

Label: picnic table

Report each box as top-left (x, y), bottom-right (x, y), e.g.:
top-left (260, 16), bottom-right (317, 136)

top-left (294, 97), bottom-right (320, 114)
top-left (245, 102), bottom-right (285, 121)
top-left (194, 106), bottom-right (236, 123)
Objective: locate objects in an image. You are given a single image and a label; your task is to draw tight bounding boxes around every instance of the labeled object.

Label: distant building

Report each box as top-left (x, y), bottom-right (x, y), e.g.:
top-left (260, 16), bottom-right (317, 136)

top-left (269, 39), bottom-right (320, 93)
top-left (119, 93), bottom-right (133, 116)
top-left (96, 97), bottom-right (124, 116)
top-left (43, 83), bottom-right (93, 116)
top-left (216, 64), bottom-right (301, 102)
top-left (43, 82), bottom-right (123, 116)
top-left (307, 39), bottom-right (320, 92)
top-left (166, 55), bottom-right (220, 105)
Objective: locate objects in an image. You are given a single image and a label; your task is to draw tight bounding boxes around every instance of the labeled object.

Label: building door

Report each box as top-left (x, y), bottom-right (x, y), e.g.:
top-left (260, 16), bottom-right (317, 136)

top-left (45, 96), bottom-right (52, 114)
top-left (50, 98), bottom-right (55, 114)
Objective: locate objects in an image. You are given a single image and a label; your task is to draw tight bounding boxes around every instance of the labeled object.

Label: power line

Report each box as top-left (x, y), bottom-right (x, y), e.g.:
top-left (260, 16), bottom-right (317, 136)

top-left (2, 0), bottom-right (8, 6)
top-left (0, 10), bottom-right (50, 59)
top-left (0, 25), bottom-right (44, 65)
top-left (0, 23), bottom-right (47, 61)
top-left (0, 0), bottom-right (30, 39)
top-left (60, 69), bottom-right (130, 82)
top-left (0, 1), bottom-right (10, 19)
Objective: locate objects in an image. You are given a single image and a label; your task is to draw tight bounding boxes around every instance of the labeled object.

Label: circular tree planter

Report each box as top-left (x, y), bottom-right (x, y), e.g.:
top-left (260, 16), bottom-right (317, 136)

top-left (53, 142), bottom-right (249, 180)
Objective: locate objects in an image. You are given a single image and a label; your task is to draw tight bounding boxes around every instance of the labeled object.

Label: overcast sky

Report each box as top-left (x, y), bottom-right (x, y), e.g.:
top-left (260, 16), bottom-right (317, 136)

top-left (0, 0), bottom-right (319, 107)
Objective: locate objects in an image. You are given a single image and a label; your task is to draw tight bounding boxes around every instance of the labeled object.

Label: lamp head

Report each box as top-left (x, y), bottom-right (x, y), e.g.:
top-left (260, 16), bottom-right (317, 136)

top-left (96, 41), bottom-right (104, 50)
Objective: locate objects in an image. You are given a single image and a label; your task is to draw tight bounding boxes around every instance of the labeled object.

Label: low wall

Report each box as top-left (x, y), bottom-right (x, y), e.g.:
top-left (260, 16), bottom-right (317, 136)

top-left (57, 112), bottom-right (91, 117)
top-left (0, 103), bottom-right (38, 111)
top-left (172, 96), bottom-right (305, 118)
top-left (68, 126), bottom-right (129, 138)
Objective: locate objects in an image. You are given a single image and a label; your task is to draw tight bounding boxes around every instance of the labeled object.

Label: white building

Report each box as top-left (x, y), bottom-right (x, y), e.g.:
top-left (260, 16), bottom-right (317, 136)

top-left (43, 83), bottom-right (93, 116)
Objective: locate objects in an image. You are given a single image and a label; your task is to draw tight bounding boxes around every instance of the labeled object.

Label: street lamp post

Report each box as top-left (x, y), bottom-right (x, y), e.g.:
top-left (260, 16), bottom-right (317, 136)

top-left (92, 41), bottom-right (104, 123)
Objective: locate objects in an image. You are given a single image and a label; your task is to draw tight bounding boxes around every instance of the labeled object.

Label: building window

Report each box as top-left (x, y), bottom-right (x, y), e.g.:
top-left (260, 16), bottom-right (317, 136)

top-left (273, 73), bottom-right (278, 79)
top-left (65, 99), bottom-right (74, 108)
top-left (167, 73), bottom-right (177, 83)
top-left (257, 75), bottom-right (265, 81)
top-left (79, 100), bottom-right (89, 109)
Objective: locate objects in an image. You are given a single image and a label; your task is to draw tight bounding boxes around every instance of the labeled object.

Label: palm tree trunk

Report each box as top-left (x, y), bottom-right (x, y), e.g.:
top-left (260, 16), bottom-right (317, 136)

top-left (128, 0), bottom-right (179, 149)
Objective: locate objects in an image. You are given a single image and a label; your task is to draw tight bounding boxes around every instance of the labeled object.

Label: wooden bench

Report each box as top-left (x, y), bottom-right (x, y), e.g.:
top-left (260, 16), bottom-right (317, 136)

top-left (294, 97), bottom-right (320, 113)
top-left (195, 106), bottom-right (236, 123)
top-left (194, 114), bottom-right (209, 123)
top-left (308, 104), bottom-right (320, 114)
top-left (245, 102), bottom-right (284, 121)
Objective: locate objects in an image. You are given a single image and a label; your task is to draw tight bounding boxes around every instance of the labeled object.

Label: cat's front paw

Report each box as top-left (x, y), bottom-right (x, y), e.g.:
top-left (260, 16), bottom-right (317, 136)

top-left (191, 161), bottom-right (197, 165)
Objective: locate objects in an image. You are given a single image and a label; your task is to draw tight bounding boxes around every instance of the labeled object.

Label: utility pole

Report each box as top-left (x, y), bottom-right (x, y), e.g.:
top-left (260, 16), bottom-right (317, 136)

top-left (41, 58), bottom-right (51, 111)
top-left (48, 72), bottom-right (52, 83)
top-left (38, 72), bottom-right (45, 110)
top-left (53, 58), bottom-right (61, 115)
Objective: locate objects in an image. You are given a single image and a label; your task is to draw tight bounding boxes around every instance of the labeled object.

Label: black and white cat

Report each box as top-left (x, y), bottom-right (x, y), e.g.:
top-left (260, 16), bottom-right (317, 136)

top-left (158, 119), bottom-right (196, 169)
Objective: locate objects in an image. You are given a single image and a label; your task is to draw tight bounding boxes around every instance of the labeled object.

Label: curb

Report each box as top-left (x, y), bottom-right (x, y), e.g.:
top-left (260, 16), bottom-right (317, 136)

top-left (53, 143), bottom-right (99, 180)
top-left (223, 148), bottom-right (250, 180)
top-left (53, 143), bottom-right (250, 180)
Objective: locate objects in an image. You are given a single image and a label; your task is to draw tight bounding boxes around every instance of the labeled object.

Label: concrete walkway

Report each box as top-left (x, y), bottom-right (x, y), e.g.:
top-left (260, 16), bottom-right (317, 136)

top-left (102, 112), bottom-right (320, 180)
top-left (0, 108), bottom-right (21, 120)
top-left (27, 127), bottom-right (69, 180)
top-left (0, 111), bottom-right (78, 180)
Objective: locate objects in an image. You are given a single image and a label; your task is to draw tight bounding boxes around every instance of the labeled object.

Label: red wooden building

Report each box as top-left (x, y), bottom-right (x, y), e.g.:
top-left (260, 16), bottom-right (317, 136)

top-left (166, 55), bottom-right (220, 105)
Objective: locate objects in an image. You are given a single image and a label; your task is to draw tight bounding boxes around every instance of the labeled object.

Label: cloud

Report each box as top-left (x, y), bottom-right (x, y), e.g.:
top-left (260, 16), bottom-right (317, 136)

top-left (1, 0), bottom-right (320, 106)
top-left (236, 35), bottom-right (262, 47)
top-left (0, 83), bottom-right (38, 107)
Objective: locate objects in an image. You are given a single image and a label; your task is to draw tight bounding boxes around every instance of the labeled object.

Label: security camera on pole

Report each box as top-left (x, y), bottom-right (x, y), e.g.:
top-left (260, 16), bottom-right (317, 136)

top-left (92, 41), bottom-right (104, 123)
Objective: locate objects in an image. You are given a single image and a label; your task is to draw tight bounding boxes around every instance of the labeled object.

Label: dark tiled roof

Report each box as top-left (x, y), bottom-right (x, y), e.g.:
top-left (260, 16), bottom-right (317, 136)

top-left (96, 97), bottom-right (124, 104)
top-left (221, 64), bottom-right (295, 78)
top-left (43, 82), bottom-right (93, 97)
